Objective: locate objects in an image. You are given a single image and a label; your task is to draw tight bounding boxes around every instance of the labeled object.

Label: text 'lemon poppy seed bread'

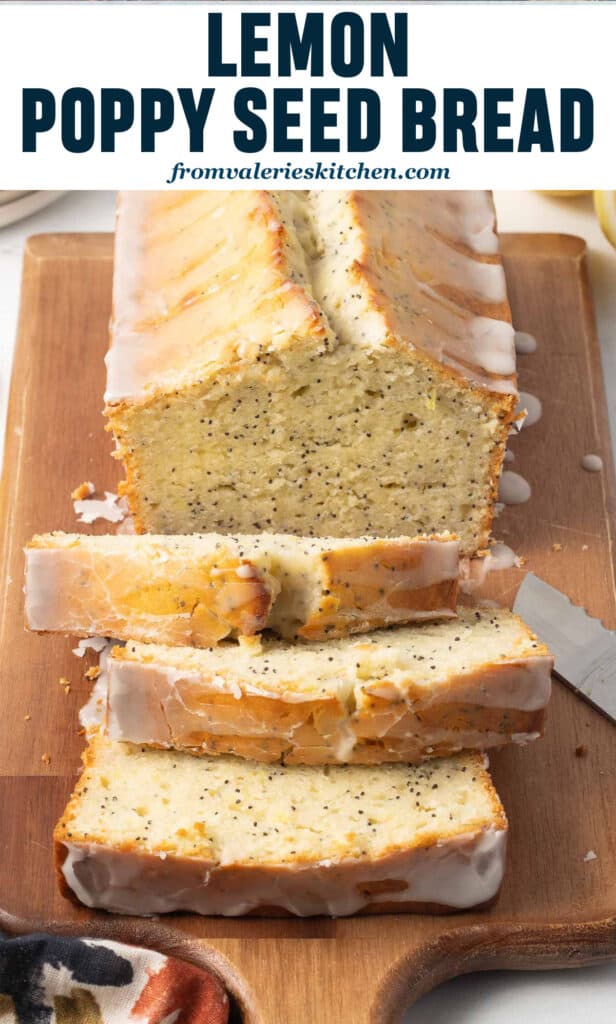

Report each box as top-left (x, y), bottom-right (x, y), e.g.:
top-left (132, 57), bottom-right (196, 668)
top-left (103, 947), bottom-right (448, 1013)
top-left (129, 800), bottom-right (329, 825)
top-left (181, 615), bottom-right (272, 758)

top-left (105, 190), bottom-right (517, 556)
top-left (54, 735), bottom-right (508, 917)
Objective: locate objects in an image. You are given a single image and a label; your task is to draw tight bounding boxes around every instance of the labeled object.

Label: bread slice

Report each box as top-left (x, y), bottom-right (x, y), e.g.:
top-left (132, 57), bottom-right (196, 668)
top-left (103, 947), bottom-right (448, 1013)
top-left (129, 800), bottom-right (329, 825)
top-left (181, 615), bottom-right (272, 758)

top-left (105, 190), bottom-right (517, 556)
top-left (54, 735), bottom-right (508, 917)
top-left (105, 609), bottom-right (552, 765)
top-left (25, 531), bottom-right (459, 645)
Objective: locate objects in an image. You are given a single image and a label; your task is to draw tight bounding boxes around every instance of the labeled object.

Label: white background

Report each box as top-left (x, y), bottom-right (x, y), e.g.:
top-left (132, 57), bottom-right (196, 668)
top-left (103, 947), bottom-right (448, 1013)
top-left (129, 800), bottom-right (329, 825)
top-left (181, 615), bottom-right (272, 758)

top-left (1, 3), bottom-right (616, 189)
top-left (0, 189), bottom-right (615, 1019)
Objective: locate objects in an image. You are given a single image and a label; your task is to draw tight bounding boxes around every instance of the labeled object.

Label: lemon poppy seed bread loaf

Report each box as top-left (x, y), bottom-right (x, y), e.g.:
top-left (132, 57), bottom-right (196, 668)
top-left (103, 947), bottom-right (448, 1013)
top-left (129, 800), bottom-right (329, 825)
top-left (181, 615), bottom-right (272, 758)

top-left (54, 736), bottom-right (508, 917)
top-left (25, 531), bottom-right (459, 645)
top-left (105, 190), bottom-right (517, 555)
top-left (104, 609), bottom-right (552, 765)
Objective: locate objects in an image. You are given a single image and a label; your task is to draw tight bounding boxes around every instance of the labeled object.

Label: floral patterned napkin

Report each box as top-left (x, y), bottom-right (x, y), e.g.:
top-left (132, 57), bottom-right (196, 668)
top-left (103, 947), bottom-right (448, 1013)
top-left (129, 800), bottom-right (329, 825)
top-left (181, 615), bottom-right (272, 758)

top-left (0, 932), bottom-right (229, 1023)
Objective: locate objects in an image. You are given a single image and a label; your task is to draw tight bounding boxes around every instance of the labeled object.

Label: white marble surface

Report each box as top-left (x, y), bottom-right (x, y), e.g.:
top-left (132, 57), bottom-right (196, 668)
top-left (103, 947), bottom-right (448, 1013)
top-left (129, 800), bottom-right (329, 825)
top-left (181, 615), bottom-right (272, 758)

top-left (0, 191), bottom-right (614, 1018)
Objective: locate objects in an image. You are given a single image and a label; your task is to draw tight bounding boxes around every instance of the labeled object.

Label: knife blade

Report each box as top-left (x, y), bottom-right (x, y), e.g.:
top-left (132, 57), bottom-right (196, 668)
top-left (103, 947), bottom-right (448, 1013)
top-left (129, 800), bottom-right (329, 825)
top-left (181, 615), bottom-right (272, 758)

top-left (513, 572), bottom-right (616, 724)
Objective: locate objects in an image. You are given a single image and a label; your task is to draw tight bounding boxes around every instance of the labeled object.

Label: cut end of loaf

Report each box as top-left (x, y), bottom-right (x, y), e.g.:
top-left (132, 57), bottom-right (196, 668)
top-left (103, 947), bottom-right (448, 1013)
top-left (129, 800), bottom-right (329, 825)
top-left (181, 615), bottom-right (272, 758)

top-left (106, 190), bottom-right (517, 556)
top-left (109, 344), bottom-right (512, 556)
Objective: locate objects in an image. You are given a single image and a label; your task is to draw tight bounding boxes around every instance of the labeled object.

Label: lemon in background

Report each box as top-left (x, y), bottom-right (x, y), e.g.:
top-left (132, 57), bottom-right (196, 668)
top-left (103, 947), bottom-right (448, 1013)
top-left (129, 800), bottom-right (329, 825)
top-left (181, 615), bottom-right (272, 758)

top-left (594, 191), bottom-right (616, 248)
top-left (537, 190), bottom-right (590, 197)
top-left (536, 190), bottom-right (616, 248)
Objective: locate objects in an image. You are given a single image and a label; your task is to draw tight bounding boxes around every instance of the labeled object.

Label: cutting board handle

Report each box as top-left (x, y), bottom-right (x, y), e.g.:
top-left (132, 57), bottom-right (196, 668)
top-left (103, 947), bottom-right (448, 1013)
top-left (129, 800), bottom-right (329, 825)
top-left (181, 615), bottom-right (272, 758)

top-left (188, 934), bottom-right (443, 1024)
top-left (189, 937), bottom-right (386, 1024)
top-left (4, 912), bottom-right (616, 1023)
top-left (120, 932), bottom-right (410, 1024)
top-left (196, 924), bottom-right (616, 1024)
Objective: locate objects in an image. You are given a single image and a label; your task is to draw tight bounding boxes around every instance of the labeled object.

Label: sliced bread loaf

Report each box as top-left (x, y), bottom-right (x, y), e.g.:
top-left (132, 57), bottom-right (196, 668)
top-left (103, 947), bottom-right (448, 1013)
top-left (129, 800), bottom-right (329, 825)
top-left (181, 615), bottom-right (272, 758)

top-left (25, 531), bottom-right (459, 645)
top-left (105, 609), bottom-right (552, 764)
top-left (54, 735), bottom-right (507, 917)
top-left (105, 190), bottom-right (517, 555)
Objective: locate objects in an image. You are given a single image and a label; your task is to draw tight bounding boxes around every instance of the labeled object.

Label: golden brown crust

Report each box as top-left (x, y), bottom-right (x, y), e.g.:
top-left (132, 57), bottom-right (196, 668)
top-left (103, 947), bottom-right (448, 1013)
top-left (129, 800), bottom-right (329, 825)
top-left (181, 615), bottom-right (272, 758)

top-left (26, 538), bottom-right (274, 646)
top-left (109, 620), bottom-right (551, 765)
top-left (105, 416), bottom-right (153, 536)
top-left (178, 556), bottom-right (272, 644)
top-left (52, 820), bottom-right (506, 917)
top-left (53, 740), bottom-right (97, 847)
top-left (477, 393), bottom-right (518, 552)
top-left (53, 850), bottom-right (497, 920)
top-left (133, 705), bottom-right (545, 767)
top-left (52, 834), bottom-right (502, 918)
top-left (27, 531), bottom-right (460, 643)
top-left (298, 537), bottom-right (458, 640)
top-left (348, 190), bottom-right (517, 395)
top-left (53, 840), bottom-right (75, 904)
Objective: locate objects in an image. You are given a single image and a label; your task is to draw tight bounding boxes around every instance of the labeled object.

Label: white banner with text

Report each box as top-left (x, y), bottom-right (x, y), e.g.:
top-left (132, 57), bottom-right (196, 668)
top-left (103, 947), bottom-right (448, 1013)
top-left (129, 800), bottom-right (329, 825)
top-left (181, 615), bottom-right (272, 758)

top-left (0, 2), bottom-right (614, 190)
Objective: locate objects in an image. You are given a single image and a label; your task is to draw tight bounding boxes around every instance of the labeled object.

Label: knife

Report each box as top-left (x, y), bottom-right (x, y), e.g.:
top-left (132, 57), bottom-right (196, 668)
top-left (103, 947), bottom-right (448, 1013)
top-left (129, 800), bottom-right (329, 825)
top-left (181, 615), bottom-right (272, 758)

top-left (513, 572), bottom-right (616, 724)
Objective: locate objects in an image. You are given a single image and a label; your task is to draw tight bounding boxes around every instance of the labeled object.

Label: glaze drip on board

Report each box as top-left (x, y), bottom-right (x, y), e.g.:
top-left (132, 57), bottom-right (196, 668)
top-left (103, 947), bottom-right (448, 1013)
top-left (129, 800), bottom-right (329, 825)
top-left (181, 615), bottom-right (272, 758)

top-left (581, 454), bottom-right (603, 472)
top-left (459, 542), bottom-right (522, 594)
top-left (514, 331), bottom-right (538, 354)
top-left (517, 392), bottom-right (542, 428)
top-left (499, 471), bottom-right (532, 505)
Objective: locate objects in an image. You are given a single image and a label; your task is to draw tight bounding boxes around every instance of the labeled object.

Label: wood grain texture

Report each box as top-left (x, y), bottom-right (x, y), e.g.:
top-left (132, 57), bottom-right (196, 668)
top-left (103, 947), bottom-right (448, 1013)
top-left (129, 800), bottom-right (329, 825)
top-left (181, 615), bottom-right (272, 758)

top-left (0, 232), bottom-right (614, 1023)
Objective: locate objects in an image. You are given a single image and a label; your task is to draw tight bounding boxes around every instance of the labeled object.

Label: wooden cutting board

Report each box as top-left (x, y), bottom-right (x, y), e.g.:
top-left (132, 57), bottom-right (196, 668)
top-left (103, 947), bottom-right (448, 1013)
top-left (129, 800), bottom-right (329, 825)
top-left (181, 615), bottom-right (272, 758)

top-left (0, 233), bottom-right (614, 1023)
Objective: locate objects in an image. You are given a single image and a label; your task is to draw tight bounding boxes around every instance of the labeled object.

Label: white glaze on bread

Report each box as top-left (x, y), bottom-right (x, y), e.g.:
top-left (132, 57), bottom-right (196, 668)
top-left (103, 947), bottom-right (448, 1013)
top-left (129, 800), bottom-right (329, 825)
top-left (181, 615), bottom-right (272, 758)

top-left (25, 532), bottom-right (459, 644)
top-left (106, 191), bottom-right (515, 403)
top-left (55, 739), bottom-right (507, 917)
top-left (59, 826), bottom-right (506, 918)
top-left (104, 610), bottom-right (552, 764)
top-left (105, 191), bottom-right (517, 555)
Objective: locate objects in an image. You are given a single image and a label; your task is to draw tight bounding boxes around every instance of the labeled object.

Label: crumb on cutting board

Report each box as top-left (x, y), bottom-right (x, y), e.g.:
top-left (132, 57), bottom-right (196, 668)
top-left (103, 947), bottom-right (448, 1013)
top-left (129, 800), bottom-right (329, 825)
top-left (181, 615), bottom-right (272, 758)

top-left (71, 480), bottom-right (95, 501)
top-left (74, 491), bottom-right (127, 526)
top-left (72, 637), bottom-right (108, 658)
